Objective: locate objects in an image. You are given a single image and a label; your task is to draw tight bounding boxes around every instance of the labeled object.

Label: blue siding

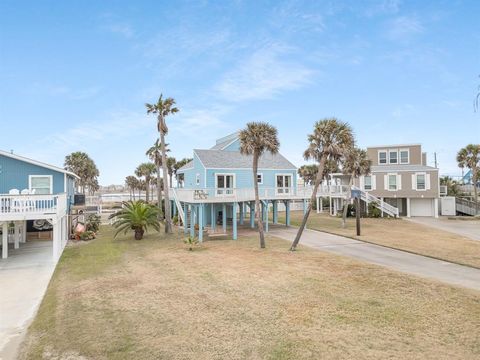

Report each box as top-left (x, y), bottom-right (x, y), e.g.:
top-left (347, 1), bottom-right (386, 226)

top-left (206, 168), bottom-right (297, 189)
top-left (222, 139), bottom-right (240, 151)
top-left (180, 153), bottom-right (206, 188)
top-left (0, 154), bottom-right (67, 194)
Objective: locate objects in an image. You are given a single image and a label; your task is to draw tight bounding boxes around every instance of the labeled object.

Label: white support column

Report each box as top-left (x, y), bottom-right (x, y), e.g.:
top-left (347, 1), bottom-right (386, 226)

top-left (434, 198), bottom-right (439, 218)
top-left (52, 218), bottom-right (60, 260)
top-left (316, 197), bottom-right (320, 214)
top-left (329, 196), bottom-right (333, 216)
top-left (2, 222), bottom-right (8, 259)
top-left (22, 221), bottom-right (27, 243)
top-left (381, 197), bottom-right (384, 217)
top-left (406, 198), bottom-right (411, 218)
top-left (14, 222), bottom-right (20, 249)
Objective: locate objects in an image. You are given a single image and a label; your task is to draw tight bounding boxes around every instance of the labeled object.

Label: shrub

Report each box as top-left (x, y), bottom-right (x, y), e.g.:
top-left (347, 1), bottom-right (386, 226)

top-left (80, 230), bottom-right (96, 241)
top-left (184, 235), bottom-right (199, 251)
top-left (173, 215), bottom-right (178, 225)
top-left (368, 202), bottom-right (381, 218)
top-left (86, 214), bottom-right (101, 232)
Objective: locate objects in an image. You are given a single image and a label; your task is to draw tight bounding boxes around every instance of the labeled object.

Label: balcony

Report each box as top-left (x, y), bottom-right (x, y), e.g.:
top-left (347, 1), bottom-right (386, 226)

top-left (0, 193), bottom-right (67, 221)
top-left (170, 185), bottom-right (349, 203)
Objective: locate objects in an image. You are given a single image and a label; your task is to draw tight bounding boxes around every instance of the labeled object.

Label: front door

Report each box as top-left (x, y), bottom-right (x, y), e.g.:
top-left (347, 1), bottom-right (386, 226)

top-left (216, 174), bottom-right (235, 196)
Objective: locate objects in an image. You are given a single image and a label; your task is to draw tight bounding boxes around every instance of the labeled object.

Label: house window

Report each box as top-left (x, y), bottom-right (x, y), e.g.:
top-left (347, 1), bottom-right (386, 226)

top-left (276, 174), bottom-right (292, 194)
top-left (379, 151), bottom-right (387, 164)
top-left (216, 174), bottom-right (234, 196)
top-left (29, 175), bottom-right (52, 194)
top-left (257, 173), bottom-right (263, 184)
top-left (388, 174), bottom-right (397, 191)
top-left (389, 151), bottom-right (398, 164)
top-left (195, 173), bottom-right (200, 186)
top-left (364, 176), bottom-right (372, 191)
top-left (400, 150), bottom-right (409, 164)
top-left (416, 174), bottom-right (426, 190)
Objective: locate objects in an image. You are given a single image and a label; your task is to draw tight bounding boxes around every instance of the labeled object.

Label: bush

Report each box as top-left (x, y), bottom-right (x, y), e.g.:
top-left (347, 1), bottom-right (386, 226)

top-left (80, 230), bottom-right (96, 241)
top-left (86, 214), bottom-right (101, 232)
top-left (173, 215), bottom-right (178, 225)
top-left (184, 235), bottom-right (199, 251)
top-left (368, 202), bottom-right (381, 218)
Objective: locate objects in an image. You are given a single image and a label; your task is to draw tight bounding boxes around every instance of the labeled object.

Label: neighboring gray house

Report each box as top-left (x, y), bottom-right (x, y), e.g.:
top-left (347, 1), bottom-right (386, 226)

top-left (355, 144), bottom-right (439, 217)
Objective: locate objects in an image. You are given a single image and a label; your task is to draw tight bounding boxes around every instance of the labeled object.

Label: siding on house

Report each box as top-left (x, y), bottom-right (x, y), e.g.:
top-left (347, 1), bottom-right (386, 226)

top-left (205, 168), bottom-right (297, 189)
top-left (0, 154), bottom-right (66, 194)
top-left (367, 144), bottom-right (422, 166)
top-left (180, 152), bottom-right (206, 188)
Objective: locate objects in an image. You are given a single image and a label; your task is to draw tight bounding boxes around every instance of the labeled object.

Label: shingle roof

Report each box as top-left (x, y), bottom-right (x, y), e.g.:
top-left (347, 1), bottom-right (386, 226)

top-left (210, 139), bottom-right (232, 150)
top-left (371, 165), bottom-right (438, 172)
top-left (178, 160), bottom-right (194, 172)
top-left (194, 149), bottom-right (296, 169)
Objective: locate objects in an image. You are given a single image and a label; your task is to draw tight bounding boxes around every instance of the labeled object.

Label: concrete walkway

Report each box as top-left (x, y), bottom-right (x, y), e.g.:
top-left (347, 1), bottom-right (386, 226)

top-left (405, 217), bottom-right (480, 241)
top-left (0, 241), bottom-right (56, 360)
top-left (269, 227), bottom-right (480, 291)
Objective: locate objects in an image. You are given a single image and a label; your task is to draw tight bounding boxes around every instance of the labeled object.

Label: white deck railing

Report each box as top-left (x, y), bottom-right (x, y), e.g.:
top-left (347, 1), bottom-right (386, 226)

top-left (0, 193), bottom-right (67, 220)
top-left (169, 185), bottom-right (350, 203)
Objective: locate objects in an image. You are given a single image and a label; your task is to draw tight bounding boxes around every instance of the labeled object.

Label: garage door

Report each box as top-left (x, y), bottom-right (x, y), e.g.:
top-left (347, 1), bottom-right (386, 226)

top-left (410, 199), bottom-right (433, 217)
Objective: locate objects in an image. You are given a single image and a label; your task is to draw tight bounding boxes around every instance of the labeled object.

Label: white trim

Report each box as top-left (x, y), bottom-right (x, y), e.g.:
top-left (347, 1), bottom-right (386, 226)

top-left (415, 172), bottom-right (427, 191)
top-left (257, 172), bottom-right (264, 185)
top-left (29, 175), bottom-right (53, 194)
top-left (363, 175), bottom-right (372, 191)
top-left (370, 168), bottom-right (439, 173)
top-left (0, 150), bottom-right (79, 179)
top-left (388, 149), bottom-right (398, 164)
top-left (195, 173), bottom-right (201, 186)
top-left (214, 173), bottom-right (236, 197)
top-left (219, 138), bottom-right (239, 150)
top-left (193, 150), bottom-right (207, 169)
top-left (378, 150), bottom-right (387, 165)
top-left (275, 173), bottom-right (293, 194)
top-left (64, 173), bottom-right (67, 193)
top-left (387, 173), bottom-right (398, 191)
top-left (368, 143), bottom-right (422, 148)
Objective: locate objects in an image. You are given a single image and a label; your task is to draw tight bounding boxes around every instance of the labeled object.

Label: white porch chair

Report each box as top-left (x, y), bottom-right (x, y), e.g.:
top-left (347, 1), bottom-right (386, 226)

top-left (8, 189), bottom-right (22, 212)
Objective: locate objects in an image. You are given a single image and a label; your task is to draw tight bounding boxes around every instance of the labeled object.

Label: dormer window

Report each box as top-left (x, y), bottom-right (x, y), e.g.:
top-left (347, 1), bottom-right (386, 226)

top-left (379, 151), bottom-right (387, 164)
top-left (400, 149), bottom-right (409, 164)
top-left (389, 151), bottom-right (398, 164)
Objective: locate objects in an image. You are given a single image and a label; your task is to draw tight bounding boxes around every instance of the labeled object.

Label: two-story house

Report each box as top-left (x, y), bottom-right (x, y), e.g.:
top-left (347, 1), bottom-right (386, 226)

top-left (0, 150), bottom-right (78, 260)
top-left (355, 144), bottom-right (439, 217)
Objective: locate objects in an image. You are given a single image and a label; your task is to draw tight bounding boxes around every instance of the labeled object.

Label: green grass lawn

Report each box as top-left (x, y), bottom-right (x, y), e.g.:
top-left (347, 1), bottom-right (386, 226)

top-left (19, 225), bottom-right (480, 359)
top-left (272, 211), bottom-right (480, 268)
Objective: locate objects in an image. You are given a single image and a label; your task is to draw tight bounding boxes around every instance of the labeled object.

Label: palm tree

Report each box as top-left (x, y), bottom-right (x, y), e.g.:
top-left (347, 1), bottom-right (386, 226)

top-left (457, 144), bottom-right (480, 202)
top-left (64, 151), bottom-right (99, 194)
top-left (146, 139), bottom-right (169, 218)
top-left (440, 176), bottom-right (461, 197)
top-left (341, 147), bottom-right (371, 228)
top-left (146, 94), bottom-right (179, 233)
top-left (135, 162), bottom-right (156, 202)
top-left (239, 122), bottom-right (280, 248)
top-left (167, 157), bottom-right (176, 187)
top-left (109, 201), bottom-right (160, 240)
top-left (125, 176), bottom-right (138, 200)
top-left (290, 118), bottom-right (354, 251)
top-left (174, 157), bottom-right (193, 187)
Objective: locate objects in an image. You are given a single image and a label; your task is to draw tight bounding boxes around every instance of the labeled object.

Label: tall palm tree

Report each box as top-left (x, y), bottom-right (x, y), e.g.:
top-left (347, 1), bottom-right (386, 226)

top-left (146, 139), bottom-right (168, 218)
top-left (146, 94), bottom-right (179, 233)
top-left (457, 144), bottom-right (480, 202)
top-left (341, 147), bottom-right (371, 228)
top-left (135, 162), bottom-right (156, 202)
top-left (239, 122), bottom-right (280, 248)
top-left (290, 118), bottom-right (354, 251)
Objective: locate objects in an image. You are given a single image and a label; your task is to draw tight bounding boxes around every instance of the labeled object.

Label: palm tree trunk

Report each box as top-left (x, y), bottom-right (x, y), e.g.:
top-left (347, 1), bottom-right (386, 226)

top-left (341, 175), bottom-right (354, 228)
top-left (156, 165), bottom-right (163, 219)
top-left (253, 153), bottom-right (265, 248)
top-left (145, 180), bottom-right (150, 203)
top-left (290, 156), bottom-right (327, 251)
top-left (159, 120), bottom-right (172, 233)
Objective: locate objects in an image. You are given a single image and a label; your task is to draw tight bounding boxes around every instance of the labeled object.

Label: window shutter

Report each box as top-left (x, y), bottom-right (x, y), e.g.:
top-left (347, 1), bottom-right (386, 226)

top-left (426, 174), bottom-right (431, 190)
top-left (372, 175), bottom-right (376, 190)
top-left (397, 174), bottom-right (402, 190)
top-left (412, 174), bottom-right (416, 190)
top-left (359, 176), bottom-right (364, 190)
top-left (384, 175), bottom-right (388, 190)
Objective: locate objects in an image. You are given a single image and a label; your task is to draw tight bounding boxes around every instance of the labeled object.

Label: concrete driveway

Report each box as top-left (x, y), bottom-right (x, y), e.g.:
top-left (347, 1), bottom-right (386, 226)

top-left (270, 227), bottom-right (480, 291)
top-left (405, 217), bottom-right (480, 241)
top-left (0, 241), bottom-right (57, 360)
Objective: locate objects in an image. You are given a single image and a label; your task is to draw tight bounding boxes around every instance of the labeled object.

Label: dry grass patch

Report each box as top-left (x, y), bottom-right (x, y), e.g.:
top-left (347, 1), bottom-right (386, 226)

top-left (284, 211), bottom-right (480, 268)
top-left (19, 225), bottom-right (480, 359)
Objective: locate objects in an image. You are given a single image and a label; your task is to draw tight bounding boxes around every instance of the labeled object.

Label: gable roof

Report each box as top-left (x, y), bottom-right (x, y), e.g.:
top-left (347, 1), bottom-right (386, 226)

top-left (178, 160), bottom-right (194, 172)
top-left (194, 149), bottom-right (296, 170)
top-left (0, 150), bottom-right (80, 179)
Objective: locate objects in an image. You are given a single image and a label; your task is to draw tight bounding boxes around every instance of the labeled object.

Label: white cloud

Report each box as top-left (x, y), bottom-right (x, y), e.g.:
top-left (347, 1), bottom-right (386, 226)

top-left (215, 43), bottom-right (314, 102)
top-left (386, 16), bottom-right (424, 40)
top-left (364, 0), bottom-right (402, 17)
top-left (104, 23), bottom-right (134, 39)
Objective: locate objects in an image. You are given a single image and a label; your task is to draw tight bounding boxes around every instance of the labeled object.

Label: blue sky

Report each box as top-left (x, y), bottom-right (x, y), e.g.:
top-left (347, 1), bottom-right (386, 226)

top-left (0, 0), bottom-right (479, 185)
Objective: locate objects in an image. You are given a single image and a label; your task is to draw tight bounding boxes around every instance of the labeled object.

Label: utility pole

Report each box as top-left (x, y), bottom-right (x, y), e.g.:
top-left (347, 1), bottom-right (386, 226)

top-left (434, 152), bottom-right (438, 168)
